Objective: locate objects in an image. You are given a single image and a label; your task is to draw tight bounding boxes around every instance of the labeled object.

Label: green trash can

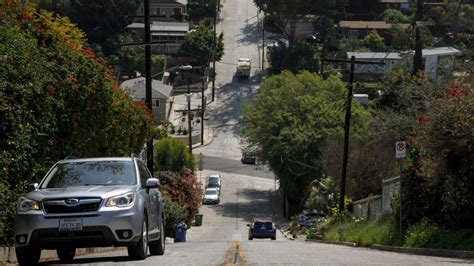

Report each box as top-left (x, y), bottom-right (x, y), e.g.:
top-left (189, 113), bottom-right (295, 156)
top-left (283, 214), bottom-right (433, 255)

top-left (195, 214), bottom-right (203, 226)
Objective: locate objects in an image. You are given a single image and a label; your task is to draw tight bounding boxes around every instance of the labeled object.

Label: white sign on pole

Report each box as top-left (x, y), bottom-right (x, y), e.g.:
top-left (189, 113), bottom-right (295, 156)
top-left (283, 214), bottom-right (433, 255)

top-left (395, 141), bottom-right (406, 158)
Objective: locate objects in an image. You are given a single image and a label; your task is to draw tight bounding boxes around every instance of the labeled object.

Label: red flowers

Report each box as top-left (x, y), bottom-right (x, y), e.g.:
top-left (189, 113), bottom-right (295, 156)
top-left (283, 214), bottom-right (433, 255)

top-left (448, 82), bottom-right (468, 99)
top-left (407, 137), bottom-right (414, 145)
top-left (418, 115), bottom-right (429, 125)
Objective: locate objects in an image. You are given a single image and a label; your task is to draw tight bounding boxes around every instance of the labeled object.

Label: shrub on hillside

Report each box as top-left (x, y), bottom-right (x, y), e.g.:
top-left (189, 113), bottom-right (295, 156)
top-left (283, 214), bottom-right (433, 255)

top-left (163, 197), bottom-right (187, 237)
top-left (154, 138), bottom-right (195, 172)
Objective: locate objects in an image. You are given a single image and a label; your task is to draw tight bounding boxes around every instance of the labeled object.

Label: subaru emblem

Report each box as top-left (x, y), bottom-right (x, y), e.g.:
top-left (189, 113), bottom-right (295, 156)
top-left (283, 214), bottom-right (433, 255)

top-left (64, 198), bottom-right (79, 206)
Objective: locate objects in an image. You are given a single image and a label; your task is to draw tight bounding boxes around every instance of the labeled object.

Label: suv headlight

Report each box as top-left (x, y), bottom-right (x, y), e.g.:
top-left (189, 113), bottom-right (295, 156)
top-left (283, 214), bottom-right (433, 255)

top-left (18, 197), bottom-right (40, 212)
top-left (106, 192), bottom-right (135, 208)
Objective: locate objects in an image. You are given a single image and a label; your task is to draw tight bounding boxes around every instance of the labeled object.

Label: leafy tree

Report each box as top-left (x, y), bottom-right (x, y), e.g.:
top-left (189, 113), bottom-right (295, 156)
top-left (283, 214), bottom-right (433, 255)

top-left (178, 23), bottom-right (224, 66)
top-left (363, 30), bottom-right (385, 52)
top-left (59, 0), bottom-right (140, 56)
top-left (109, 34), bottom-right (168, 77)
top-left (381, 8), bottom-right (409, 24)
top-left (242, 71), bottom-right (369, 209)
top-left (153, 138), bottom-right (195, 172)
top-left (254, 0), bottom-right (343, 40)
top-left (187, 0), bottom-right (219, 23)
top-left (267, 38), bottom-right (319, 75)
top-left (339, 37), bottom-right (362, 52)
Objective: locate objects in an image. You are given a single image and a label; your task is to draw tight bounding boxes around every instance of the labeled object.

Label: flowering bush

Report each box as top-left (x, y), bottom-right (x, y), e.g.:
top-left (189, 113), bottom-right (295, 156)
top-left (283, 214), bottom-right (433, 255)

top-left (158, 170), bottom-right (203, 224)
top-left (401, 75), bottom-right (474, 230)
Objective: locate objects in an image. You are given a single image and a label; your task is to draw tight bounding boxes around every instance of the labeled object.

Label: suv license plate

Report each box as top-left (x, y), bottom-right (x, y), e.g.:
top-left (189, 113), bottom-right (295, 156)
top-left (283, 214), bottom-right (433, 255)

top-left (59, 218), bottom-right (83, 231)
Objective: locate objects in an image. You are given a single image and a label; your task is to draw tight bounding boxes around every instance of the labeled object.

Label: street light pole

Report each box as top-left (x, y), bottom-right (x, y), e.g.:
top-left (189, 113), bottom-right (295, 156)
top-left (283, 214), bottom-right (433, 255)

top-left (212, 1), bottom-right (217, 102)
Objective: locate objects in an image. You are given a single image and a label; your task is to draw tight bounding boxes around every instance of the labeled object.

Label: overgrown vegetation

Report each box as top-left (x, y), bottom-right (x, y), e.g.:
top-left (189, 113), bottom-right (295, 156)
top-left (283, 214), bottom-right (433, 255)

top-left (315, 217), bottom-right (474, 251)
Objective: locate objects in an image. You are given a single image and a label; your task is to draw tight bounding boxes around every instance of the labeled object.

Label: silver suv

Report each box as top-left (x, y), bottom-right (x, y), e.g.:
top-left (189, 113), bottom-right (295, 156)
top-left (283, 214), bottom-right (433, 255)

top-left (14, 157), bottom-right (165, 265)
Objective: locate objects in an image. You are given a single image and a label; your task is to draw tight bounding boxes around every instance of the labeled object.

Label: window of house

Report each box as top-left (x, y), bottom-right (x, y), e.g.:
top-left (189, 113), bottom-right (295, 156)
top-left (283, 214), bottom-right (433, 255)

top-left (154, 100), bottom-right (160, 107)
top-left (348, 30), bottom-right (359, 38)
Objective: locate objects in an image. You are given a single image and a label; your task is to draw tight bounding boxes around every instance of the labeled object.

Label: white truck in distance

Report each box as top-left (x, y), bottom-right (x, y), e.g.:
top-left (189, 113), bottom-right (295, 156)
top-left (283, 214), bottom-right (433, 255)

top-left (236, 58), bottom-right (251, 78)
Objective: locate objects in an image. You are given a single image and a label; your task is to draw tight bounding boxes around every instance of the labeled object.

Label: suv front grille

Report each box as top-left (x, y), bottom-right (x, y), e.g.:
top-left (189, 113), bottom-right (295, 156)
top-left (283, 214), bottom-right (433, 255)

top-left (43, 198), bottom-right (102, 214)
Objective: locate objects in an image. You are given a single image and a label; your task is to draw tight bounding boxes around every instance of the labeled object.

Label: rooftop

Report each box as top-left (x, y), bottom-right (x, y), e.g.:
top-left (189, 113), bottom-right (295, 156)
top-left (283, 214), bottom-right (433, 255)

top-left (339, 21), bottom-right (433, 30)
top-left (347, 52), bottom-right (402, 60)
top-left (149, 0), bottom-right (187, 5)
top-left (121, 77), bottom-right (173, 99)
top-left (127, 22), bottom-right (189, 32)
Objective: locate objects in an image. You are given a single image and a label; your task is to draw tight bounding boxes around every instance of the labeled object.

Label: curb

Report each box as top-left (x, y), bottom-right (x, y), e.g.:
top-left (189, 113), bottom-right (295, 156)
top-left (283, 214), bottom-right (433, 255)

top-left (306, 239), bottom-right (358, 247)
top-left (304, 239), bottom-right (474, 260)
top-left (371, 244), bottom-right (474, 260)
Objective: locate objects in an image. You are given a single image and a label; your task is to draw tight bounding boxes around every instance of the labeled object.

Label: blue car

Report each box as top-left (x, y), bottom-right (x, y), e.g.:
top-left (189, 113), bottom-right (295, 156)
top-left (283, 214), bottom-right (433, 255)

top-left (247, 218), bottom-right (276, 240)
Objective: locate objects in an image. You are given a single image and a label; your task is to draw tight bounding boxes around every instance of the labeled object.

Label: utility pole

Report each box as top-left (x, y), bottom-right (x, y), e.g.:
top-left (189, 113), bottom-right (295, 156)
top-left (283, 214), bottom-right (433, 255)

top-left (212, 2), bottom-right (217, 102)
top-left (144, 0), bottom-right (154, 174)
top-left (201, 72), bottom-right (205, 145)
top-left (187, 86), bottom-right (193, 155)
top-left (322, 56), bottom-right (384, 212)
top-left (262, 19), bottom-right (265, 72)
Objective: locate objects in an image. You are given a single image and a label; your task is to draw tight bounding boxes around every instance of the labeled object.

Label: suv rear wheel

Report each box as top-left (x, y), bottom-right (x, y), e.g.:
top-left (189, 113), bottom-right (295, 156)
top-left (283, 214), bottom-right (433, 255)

top-left (57, 247), bottom-right (76, 262)
top-left (128, 219), bottom-right (148, 260)
top-left (149, 218), bottom-right (165, 255)
top-left (16, 247), bottom-right (41, 265)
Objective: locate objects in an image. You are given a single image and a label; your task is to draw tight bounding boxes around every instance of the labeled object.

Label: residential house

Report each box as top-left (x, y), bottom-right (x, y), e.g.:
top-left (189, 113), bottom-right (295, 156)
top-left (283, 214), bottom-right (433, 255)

top-left (127, 21), bottom-right (189, 54)
top-left (346, 47), bottom-right (461, 79)
top-left (346, 51), bottom-right (403, 76)
top-left (422, 47), bottom-right (461, 79)
top-left (339, 20), bottom-right (432, 40)
top-left (121, 77), bottom-right (173, 124)
top-left (136, 0), bottom-right (187, 22)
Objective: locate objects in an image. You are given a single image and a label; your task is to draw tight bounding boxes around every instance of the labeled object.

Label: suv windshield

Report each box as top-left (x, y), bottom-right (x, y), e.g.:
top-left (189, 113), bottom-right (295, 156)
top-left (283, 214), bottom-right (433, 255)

top-left (41, 161), bottom-right (136, 188)
top-left (205, 190), bottom-right (217, 195)
top-left (208, 176), bottom-right (219, 183)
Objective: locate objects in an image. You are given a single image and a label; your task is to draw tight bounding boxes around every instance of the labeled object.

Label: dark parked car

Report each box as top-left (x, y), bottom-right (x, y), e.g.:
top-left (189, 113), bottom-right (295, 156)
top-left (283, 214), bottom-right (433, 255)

top-left (298, 210), bottom-right (326, 228)
top-left (14, 157), bottom-right (165, 265)
top-left (247, 218), bottom-right (276, 240)
top-left (241, 152), bottom-right (256, 164)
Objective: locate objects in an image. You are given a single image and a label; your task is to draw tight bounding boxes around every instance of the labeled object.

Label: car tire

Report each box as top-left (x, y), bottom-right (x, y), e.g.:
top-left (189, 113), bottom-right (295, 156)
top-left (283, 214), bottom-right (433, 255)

top-left (149, 218), bottom-right (165, 256)
top-left (57, 247), bottom-right (76, 263)
top-left (128, 218), bottom-right (148, 260)
top-left (248, 237), bottom-right (253, 240)
top-left (16, 247), bottom-right (41, 265)
top-left (271, 236), bottom-right (276, 240)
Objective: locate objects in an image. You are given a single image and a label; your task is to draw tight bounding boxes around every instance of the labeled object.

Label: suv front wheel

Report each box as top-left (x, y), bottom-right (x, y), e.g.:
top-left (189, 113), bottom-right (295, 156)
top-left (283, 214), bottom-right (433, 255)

top-left (16, 247), bottom-right (41, 265)
top-left (57, 247), bottom-right (76, 262)
top-left (128, 219), bottom-right (148, 260)
top-left (149, 218), bottom-right (165, 255)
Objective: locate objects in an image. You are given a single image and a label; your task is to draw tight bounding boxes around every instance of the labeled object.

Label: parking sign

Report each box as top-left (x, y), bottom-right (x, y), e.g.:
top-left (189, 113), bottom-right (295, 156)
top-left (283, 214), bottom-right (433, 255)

top-left (396, 141), bottom-right (406, 158)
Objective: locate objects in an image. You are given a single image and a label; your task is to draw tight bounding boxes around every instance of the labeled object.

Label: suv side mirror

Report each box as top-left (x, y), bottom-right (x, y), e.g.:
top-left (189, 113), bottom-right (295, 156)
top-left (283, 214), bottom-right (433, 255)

top-left (145, 178), bottom-right (160, 189)
top-left (28, 183), bottom-right (39, 192)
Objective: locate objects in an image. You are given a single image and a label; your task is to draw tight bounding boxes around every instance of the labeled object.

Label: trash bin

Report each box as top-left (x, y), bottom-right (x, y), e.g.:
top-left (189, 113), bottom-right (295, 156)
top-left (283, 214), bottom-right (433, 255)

top-left (174, 222), bottom-right (187, 242)
top-left (194, 214), bottom-right (203, 226)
